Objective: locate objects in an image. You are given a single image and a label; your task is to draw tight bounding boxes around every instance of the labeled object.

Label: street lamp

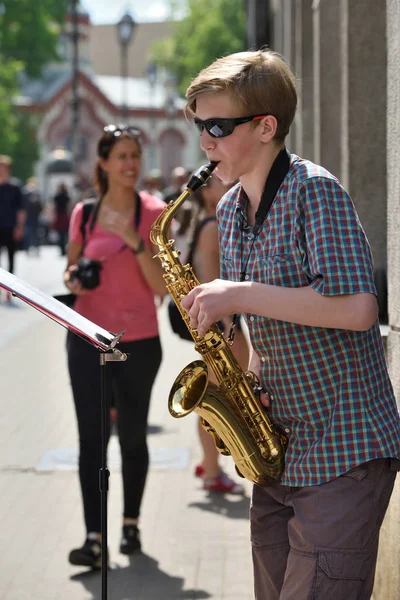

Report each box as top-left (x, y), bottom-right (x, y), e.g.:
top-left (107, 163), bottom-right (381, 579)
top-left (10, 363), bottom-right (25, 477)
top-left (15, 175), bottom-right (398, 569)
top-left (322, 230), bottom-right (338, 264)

top-left (146, 62), bottom-right (158, 169)
top-left (116, 11), bottom-right (136, 122)
top-left (70, 0), bottom-right (80, 179)
top-left (165, 96), bottom-right (177, 120)
top-left (164, 72), bottom-right (178, 120)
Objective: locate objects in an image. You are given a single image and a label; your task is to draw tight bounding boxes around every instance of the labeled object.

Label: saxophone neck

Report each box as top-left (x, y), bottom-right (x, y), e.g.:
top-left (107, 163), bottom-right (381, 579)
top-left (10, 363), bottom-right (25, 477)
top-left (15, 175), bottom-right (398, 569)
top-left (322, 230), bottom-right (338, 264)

top-left (150, 161), bottom-right (218, 247)
top-left (150, 188), bottom-right (192, 247)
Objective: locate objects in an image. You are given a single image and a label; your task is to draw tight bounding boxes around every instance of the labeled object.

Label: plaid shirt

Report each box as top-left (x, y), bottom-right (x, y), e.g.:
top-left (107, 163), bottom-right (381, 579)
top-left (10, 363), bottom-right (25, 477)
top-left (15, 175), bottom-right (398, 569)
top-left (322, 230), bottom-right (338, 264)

top-left (217, 153), bottom-right (400, 486)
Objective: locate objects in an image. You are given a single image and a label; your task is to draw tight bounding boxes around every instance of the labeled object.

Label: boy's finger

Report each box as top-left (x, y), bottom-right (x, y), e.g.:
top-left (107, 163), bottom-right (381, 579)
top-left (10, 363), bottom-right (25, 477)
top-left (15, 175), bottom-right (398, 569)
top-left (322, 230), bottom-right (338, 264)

top-left (259, 392), bottom-right (270, 407)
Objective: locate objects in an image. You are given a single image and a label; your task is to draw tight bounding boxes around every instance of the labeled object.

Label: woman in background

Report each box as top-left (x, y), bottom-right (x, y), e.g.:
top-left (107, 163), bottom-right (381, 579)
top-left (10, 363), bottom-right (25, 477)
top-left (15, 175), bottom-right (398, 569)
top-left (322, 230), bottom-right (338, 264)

top-left (64, 125), bottom-right (166, 569)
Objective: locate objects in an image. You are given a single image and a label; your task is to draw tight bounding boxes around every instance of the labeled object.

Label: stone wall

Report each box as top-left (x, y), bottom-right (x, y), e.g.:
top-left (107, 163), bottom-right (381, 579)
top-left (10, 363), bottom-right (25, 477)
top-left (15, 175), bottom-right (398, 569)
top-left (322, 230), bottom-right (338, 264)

top-left (272, 0), bottom-right (388, 311)
top-left (270, 1), bottom-right (400, 596)
top-left (373, 1), bottom-right (400, 597)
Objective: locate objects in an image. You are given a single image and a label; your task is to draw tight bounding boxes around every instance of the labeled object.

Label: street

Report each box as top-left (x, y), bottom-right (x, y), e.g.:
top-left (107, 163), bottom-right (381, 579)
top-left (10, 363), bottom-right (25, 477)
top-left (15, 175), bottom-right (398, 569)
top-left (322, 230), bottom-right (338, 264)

top-left (0, 246), bottom-right (253, 600)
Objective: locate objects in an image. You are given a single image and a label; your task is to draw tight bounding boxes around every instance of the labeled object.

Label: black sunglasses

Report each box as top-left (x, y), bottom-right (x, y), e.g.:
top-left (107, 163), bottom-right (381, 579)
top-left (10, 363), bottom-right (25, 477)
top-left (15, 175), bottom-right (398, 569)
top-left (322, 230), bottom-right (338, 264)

top-left (103, 124), bottom-right (141, 138)
top-left (193, 114), bottom-right (268, 138)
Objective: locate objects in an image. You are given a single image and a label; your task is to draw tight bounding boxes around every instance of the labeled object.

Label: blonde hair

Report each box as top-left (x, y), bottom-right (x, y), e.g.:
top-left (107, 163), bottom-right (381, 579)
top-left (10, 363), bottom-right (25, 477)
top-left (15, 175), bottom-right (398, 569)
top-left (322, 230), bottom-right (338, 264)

top-left (185, 50), bottom-right (297, 142)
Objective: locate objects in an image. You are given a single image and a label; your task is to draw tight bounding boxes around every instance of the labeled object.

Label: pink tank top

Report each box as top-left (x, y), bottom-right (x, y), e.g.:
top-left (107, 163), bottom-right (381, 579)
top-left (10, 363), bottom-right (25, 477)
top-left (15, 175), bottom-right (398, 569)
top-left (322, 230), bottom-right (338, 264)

top-left (69, 191), bottom-right (165, 342)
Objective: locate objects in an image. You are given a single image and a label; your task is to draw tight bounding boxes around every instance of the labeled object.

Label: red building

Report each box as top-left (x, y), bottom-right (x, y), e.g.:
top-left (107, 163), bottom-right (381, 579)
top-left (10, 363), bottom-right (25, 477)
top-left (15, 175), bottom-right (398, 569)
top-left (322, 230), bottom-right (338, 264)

top-left (17, 5), bottom-right (199, 200)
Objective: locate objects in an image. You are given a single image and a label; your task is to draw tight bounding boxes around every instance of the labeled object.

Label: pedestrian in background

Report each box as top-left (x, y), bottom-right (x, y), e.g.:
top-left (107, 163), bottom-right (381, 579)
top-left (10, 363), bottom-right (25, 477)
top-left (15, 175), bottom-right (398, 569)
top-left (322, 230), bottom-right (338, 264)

top-left (52, 182), bottom-right (72, 256)
top-left (182, 49), bottom-right (400, 599)
top-left (164, 166), bottom-right (193, 258)
top-left (163, 165), bottom-right (189, 203)
top-left (24, 176), bottom-right (42, 255)
top-left (141, 169), bottom-right (165, 202)
top-left (64, 125), bottom-right (166, 569)
top-left (0, 155), bottom-right (26, 296)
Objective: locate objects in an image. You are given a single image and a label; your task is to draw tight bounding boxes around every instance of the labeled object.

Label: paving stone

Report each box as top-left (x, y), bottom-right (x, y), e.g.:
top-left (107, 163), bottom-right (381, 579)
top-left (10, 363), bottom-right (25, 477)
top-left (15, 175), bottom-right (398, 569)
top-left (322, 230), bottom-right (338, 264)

top-left (0, 251), bottom-right (253, 599)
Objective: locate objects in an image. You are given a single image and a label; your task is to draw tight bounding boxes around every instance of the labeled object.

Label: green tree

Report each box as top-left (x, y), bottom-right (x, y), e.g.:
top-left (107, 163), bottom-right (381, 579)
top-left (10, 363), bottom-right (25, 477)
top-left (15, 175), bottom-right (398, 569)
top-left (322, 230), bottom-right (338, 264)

top-left (0, 0), bottom-right (67, 77)
top-left (0, 0), bottom-right (67, 179)
top-left (12, 112), bottom-right (40, 183)
top-left (152, 0), bottom-right (246, 96)
top-left (0, 56), bottom-right (20, 156)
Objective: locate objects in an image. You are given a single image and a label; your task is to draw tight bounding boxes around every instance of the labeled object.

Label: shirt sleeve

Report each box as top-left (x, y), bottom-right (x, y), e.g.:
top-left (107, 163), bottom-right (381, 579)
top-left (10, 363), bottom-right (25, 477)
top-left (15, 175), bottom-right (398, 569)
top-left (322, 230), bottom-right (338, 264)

top-left (296, 176), bottom-right (377, 296)
top-left (68, 202), bottom-right (84, 245)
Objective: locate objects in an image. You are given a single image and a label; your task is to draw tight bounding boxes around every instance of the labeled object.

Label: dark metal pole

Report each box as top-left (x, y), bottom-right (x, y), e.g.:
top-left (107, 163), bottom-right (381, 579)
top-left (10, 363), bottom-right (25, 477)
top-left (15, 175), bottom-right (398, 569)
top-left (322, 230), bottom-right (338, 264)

top-left (246, 0), bottom-right (271, 49)
top-left (121, 44), bottom-right (128, 121)
top-left (99, 354), bottom-right (110, 600)
top-left (146, 62), bottom-right (157, 170)
top-left (70, 0), bottom-right (80, 178)
top-left (98, 348), bottom-right (127, 600)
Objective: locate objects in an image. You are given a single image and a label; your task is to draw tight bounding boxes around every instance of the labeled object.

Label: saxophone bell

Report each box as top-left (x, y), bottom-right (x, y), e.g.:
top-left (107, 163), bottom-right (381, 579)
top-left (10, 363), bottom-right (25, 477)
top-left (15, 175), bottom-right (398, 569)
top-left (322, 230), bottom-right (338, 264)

top-left (169, 360), bottom-right (232, 457)
top-left (169, 360), bottom-right (208, 418)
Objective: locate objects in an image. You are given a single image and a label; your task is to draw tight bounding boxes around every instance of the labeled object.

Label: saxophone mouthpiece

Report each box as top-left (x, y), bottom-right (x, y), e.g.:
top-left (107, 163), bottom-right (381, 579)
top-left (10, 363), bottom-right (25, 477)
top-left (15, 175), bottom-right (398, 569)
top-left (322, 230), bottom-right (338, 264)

top-left (186, 161), bottom-right (219, 192)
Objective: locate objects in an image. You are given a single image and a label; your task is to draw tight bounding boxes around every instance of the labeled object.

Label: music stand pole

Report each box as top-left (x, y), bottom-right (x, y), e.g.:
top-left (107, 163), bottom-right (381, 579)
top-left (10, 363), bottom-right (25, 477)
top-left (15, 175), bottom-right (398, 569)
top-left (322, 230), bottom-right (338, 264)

top-left (0, 267), bottom-right (127, 600)
top-left (99, 350), bottom-right (127, 598)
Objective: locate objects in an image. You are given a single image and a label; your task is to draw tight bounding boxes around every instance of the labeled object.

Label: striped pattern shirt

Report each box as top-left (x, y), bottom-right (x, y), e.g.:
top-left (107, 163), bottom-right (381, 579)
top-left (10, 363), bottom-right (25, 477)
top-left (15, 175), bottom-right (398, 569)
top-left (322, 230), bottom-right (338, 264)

top-left (217, 153), bottom-right (400, 486)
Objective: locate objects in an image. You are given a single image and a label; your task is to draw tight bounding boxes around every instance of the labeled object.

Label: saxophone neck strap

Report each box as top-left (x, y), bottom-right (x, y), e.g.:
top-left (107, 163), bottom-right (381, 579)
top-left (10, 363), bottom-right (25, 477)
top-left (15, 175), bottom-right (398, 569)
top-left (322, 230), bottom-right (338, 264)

top-left (239, 147), bottom-right (291, 283)
top-left (253, 147), bottom-right (291, 237)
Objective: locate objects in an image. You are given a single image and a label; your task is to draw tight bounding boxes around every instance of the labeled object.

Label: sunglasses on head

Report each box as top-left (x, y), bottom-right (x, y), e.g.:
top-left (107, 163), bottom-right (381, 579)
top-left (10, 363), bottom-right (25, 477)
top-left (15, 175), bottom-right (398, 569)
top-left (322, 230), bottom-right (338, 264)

top-left (103, 124), bottom-right (141, 138)
top-left (193, 114), bottom-right (268, 139)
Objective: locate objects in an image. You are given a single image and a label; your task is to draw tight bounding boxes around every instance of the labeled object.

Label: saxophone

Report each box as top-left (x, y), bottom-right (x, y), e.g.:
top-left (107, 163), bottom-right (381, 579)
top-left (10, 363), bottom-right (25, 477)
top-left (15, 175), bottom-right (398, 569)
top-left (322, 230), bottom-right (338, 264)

top-left (150, 162), bottom-right (287, 486)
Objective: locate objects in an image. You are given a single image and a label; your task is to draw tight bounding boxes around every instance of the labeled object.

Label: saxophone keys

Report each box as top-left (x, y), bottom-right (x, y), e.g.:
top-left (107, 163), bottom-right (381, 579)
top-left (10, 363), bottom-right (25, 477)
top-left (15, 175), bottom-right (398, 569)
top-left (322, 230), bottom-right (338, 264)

top-left (235, 465), bottom-right (245, 479)
top-left (200, 418), bottom-right (231, 456)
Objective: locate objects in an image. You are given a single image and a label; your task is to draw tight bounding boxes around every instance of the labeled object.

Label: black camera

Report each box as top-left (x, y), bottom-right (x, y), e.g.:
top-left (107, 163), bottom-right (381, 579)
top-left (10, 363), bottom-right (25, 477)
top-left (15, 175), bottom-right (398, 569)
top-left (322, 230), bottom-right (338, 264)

top-left (70, 257), bottom-right (102, 290)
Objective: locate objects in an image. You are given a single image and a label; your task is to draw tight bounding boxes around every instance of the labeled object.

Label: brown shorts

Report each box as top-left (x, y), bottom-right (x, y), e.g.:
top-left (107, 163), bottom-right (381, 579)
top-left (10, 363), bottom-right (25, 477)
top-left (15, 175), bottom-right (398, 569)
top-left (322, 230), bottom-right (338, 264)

top-left (250, 458), bottom-right (399, 600)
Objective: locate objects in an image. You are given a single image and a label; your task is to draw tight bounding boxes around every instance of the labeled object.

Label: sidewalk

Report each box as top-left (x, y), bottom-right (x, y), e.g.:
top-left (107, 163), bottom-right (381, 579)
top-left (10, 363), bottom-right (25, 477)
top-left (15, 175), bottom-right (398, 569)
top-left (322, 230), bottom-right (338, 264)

top-left (0, 260), bottom-right (254, 600)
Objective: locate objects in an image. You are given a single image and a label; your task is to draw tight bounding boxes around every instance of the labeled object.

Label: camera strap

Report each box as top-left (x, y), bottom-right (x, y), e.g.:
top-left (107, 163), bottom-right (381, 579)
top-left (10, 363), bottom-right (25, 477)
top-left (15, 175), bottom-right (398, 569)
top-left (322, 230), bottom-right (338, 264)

top-left (80, 199), bottom-right (97, 247)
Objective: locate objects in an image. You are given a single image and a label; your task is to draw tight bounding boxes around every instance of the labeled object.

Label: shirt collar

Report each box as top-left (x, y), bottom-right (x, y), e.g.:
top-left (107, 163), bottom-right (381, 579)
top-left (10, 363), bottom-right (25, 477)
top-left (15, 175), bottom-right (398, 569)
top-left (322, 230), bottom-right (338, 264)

top-left (231, 183), bottom-right (251, 230)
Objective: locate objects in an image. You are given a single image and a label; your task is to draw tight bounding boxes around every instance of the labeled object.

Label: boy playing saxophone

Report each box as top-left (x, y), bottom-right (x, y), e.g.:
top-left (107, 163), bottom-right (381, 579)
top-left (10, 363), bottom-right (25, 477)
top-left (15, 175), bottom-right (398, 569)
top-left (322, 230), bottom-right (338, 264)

top-left (181, 49), bottom-right (400, 599)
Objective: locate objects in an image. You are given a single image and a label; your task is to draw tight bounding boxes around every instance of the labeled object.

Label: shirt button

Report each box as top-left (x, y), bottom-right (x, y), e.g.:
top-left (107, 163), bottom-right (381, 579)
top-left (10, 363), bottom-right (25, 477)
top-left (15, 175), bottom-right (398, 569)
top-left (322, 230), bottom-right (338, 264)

top-left (260, 356), bottom-right (266, 362)
top-left (284, 428), bottom-right (290, 434)
top-left (270, 394), bottom-right (275, 401)
top-left (245, 275), bottom-right (250, 280)
top-left (247, 234), bottom-right (252, 240)
top-left (249, 315), bottom-right (255, 322)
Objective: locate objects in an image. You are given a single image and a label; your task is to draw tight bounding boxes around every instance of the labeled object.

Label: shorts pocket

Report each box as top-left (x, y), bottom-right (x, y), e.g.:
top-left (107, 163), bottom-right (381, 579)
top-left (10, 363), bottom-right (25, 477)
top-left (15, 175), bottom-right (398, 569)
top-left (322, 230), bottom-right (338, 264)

top-left (313, 550), bottom-right (372, 599)
top-left (341, 463), bottom-right (369, 482)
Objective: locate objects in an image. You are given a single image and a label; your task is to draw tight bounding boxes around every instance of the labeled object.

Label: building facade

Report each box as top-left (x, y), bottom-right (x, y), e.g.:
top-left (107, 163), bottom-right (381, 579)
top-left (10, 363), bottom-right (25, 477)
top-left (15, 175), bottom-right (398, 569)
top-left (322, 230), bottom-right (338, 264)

top-left (17, 7), bottom-right (199, 201)
top-left (268, 1), bottom-right (400, 598)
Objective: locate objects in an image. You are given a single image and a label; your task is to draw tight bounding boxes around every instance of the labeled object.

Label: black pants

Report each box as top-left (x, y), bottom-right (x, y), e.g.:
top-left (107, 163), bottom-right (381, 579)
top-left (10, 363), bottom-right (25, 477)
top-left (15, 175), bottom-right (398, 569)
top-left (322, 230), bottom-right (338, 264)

top-left (67, 332), bottom-right (162, 533)
top-left (0, 228), bottom-right (16, 273)
top-left (58, 230), bottom-right (68, 256)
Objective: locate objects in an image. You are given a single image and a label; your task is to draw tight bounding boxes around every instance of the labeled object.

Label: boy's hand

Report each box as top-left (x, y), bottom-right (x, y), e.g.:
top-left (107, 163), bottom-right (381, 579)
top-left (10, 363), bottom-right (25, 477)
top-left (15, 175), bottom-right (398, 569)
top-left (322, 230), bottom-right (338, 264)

top-left (259, 390), bottom-right (270, 408)
top-left (248, 350), bottom-right (270, 408)
top-left (181, 279), bottom-right (239, 337)
top-left (252, 385), bottom-right (271, 408)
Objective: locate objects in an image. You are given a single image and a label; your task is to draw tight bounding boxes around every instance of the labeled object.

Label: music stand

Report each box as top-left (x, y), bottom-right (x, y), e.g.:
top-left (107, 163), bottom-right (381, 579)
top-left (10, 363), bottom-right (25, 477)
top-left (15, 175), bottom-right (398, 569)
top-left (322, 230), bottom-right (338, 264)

top-left (0, 267), bottom-right (126, 599)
